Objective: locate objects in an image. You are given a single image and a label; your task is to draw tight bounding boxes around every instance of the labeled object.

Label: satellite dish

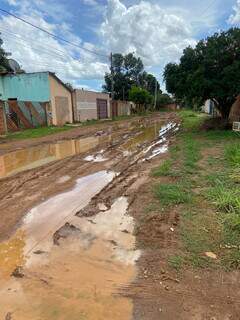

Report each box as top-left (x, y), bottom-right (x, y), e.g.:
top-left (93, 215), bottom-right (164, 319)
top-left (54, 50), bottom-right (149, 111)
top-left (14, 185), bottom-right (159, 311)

top-left (8, 59), bottom-right (21, 73)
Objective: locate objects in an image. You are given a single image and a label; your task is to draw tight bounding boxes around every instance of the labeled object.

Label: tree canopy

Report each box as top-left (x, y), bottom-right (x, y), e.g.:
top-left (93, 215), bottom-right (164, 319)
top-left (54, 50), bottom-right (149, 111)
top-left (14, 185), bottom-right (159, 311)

top-left (0, 36), bottom-right (11, 73)
top-left (164, 28), bottom-right (240, 118)
top-left (129, 86), bottom-right (153, 111)
top-left (103, 53), bottom-right (160, 100)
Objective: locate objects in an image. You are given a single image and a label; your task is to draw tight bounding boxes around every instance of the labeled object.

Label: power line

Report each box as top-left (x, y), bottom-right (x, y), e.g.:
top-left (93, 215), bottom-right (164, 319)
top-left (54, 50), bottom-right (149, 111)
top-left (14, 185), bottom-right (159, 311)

top-left (0, 7), bottom-right (108, 58)
top-left (198, 0), bottom-right (218, 18)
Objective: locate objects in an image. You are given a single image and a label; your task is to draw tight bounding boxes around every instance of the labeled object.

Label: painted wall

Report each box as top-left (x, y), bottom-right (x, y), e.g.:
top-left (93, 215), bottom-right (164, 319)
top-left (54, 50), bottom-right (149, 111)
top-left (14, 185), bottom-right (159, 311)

top-left (73, 89), bottom-right (110, 122)
top-left (0, 72), bottom-right (50, 101)
top-left (49, 74), bottom-right (73, 126)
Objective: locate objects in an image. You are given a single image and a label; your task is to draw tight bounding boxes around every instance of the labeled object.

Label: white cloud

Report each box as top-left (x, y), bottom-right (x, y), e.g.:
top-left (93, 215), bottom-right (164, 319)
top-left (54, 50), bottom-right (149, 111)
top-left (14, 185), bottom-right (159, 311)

top-left (0, 1), bottom-right (109, 86)
top-left (228, 0), bottom-right (240, 24)
top-left (101, 0), bottom-right (196, 69)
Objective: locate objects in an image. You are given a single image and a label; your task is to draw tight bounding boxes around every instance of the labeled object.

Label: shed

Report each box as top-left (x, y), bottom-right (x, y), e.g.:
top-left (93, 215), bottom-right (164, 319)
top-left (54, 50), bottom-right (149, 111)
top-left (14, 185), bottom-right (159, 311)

top-left (73, 89), bottom-right (110, 122)
top-left (0, 72), bottom-right (73, 127)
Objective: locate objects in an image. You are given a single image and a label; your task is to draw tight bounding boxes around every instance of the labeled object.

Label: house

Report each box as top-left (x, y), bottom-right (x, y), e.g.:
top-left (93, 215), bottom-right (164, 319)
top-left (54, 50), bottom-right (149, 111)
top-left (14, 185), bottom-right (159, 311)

top-left (111, 100), bottom-right (135, 117)
top-left (0, 72), bottom-right (73, 128)
top-left (72, 89), bottom-right (110, 122)
top-left (202, 99), bottom-right (219, 116)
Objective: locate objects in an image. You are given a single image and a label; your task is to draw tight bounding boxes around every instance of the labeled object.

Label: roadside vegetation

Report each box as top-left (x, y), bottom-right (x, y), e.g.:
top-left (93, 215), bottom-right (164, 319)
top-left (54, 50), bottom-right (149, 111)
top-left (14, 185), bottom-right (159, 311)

top-left (3, 125), bottom-right (72, 140)
top-left (148, 110), bottom-right (240, 271)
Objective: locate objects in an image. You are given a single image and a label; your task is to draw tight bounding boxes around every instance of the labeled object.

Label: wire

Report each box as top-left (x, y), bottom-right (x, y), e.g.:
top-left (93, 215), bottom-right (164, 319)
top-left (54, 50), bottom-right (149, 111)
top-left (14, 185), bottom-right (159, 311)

top-left (198, 0), bottom-right (218, 18)
top-left (0, 7), bottom-right (109, 58)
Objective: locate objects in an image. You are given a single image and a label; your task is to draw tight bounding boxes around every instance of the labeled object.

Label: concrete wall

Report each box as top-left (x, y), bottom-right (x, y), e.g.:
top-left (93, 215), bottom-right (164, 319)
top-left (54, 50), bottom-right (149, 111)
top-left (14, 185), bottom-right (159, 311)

top-left (0, 73), bottom-right (50, 101)
top-left (73, 89), bottom-right (110, 122)
top-left (49, 74), bottom-right (73, 126)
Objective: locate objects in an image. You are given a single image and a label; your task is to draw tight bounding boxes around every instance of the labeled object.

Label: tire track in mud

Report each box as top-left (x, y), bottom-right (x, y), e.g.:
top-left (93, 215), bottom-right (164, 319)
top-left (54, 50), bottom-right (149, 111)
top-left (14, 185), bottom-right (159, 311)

top-left (0, 113), bottom-right (178, 241)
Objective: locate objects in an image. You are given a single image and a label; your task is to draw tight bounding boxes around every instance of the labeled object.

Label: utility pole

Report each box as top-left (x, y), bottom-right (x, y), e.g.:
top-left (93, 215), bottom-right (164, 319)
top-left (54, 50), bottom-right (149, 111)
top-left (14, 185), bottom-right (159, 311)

top-left (154, 78), bottom-right (157, 109)
top-left (110, 52), bottom-right (114, 101)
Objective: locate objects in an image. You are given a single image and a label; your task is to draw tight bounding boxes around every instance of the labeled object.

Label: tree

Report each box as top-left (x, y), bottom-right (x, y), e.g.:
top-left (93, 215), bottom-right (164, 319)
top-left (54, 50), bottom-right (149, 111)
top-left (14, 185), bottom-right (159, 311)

top-left (0, 35), bottom-right (11, 72)
top-left (129, 86), bottom-right (153, 112)
top-left (164, 28), bottom-right (240, 118)
top-left (156, 93), bottom-right (173, 109)
top-left (103, 53), bottom-right (160, 100)
top-left (139, 72), bottom-right (161, 96)
top-left (65, 82), bottom-right (74, 91)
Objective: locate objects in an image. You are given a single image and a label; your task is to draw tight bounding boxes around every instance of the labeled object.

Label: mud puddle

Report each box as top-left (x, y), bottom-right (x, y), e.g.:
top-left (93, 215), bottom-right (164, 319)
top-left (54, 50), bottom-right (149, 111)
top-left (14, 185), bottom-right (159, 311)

top-left (0, 171), bottom-right (139, 319)
top-left (0, 134), bottom-right (112, 179)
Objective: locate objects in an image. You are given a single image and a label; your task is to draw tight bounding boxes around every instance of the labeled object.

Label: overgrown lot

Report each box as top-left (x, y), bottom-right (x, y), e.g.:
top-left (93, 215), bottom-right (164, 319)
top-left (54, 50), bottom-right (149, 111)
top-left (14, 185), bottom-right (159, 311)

top-left (150, 110), bottom-right (240, 271)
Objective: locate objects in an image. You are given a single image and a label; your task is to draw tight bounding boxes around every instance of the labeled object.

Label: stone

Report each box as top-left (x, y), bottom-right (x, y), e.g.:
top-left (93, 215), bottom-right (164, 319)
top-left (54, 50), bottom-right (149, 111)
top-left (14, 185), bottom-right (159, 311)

top-left (205, 252), bottom-right (217, 259)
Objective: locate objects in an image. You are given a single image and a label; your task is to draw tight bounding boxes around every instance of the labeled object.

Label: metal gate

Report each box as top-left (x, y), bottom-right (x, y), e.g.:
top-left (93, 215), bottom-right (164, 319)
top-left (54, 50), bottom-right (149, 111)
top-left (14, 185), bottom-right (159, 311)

top-left (97, 99), bottom-right (108, 119)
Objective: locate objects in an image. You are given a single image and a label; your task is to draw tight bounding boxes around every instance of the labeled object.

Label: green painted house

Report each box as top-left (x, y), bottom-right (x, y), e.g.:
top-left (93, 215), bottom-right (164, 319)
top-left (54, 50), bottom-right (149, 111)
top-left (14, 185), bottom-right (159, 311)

top-left (0, 72), bottom-right (73, 126)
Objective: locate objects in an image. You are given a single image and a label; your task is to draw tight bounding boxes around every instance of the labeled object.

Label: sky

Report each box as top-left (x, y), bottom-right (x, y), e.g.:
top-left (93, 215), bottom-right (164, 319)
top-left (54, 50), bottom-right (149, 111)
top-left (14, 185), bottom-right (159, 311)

top-left (0, 0), bottom-right (239, 91)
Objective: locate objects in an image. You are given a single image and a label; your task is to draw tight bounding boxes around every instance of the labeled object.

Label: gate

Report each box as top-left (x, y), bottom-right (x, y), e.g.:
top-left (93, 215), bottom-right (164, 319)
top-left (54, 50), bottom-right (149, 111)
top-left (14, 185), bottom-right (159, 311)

top-left (97, 99), bottom-right (108, 119)
top-left (2, 100), bottom-right (48, 133)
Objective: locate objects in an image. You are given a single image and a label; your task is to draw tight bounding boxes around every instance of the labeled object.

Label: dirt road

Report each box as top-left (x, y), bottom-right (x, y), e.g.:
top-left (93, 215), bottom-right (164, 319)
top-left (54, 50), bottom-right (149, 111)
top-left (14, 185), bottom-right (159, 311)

top-left (0, 112), bottom-right (179, 319)
top-left (1, 112), bottom-right (238, 320)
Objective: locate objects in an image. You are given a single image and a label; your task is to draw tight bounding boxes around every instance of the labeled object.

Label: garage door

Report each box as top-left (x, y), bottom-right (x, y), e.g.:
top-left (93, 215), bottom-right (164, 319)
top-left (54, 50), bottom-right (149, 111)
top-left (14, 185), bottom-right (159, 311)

top-left (97, 99), bottom-right (108, 119)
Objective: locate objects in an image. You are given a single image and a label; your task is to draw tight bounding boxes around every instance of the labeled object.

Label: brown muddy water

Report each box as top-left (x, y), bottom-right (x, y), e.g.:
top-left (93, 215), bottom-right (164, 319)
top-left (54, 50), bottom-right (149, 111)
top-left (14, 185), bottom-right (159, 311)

top-left (0, 120), bottom-right (169, 179)
top-left (0, 171), bottom-right (140, 319)
top-left (0, 134), bottom-right (112, 179)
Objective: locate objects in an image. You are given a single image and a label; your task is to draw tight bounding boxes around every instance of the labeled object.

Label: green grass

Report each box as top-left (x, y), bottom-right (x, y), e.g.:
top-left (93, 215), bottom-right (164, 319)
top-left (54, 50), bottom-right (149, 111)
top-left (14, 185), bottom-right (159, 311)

top-left (225, 143), bottom-right (240, 167)
top-left (168, 255), bottom-right (185, 271)
top-left (151, 160), bottom-right (173, 177)
top-left (179, 110), bottom-right (206, 130)
top-left (154, 182), bottom-right (193, 206)
top-left (149, 109), bottom-right (240, 270)
top-left (5, 126), bottom-right (72, 140)
top-left (206, 185), bottom-right (240, 214)
top-left (182, 134), bottom-right (201, 173)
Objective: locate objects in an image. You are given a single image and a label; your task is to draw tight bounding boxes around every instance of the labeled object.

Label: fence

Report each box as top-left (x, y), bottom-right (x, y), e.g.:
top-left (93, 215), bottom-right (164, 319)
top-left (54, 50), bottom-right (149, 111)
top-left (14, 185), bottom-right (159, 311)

top-left (0, 100), bottom-right (48, 134)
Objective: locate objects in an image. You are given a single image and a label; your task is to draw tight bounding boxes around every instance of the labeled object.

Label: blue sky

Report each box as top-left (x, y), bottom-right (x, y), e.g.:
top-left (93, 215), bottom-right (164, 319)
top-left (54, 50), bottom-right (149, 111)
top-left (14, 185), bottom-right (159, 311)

top-left (0, 0), bottom-right (239, 91)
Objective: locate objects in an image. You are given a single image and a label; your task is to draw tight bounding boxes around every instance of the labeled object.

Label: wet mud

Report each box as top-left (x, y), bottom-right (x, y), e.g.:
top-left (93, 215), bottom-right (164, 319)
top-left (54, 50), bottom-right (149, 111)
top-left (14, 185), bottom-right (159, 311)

top-left (0, 112), bottom-right (180, 319)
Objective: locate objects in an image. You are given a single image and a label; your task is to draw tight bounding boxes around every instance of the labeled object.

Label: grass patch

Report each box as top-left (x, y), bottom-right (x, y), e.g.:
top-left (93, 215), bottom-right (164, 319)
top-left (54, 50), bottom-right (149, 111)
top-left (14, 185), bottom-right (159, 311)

top-left (168, 255), bottom-right (185, 271)
top-left (225, 143), bottom-right (240, 167)
top-left (206, 185), bottom-right (240, 214)
top-left (154, 182), bottom-right (193, 206)
top-left (151, 160), bottom-right (173, 177)
top-left (179, 110), bottom-right (206, 130)
top-left (5, 126), bottom-right (72, 140)
top-left (182, 134), bottom-right (201, 173)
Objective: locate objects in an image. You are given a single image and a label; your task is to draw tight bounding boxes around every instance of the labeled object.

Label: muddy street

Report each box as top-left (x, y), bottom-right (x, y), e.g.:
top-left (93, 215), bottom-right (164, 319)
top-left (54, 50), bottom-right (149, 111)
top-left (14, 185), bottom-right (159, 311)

top-left (0, 112), bottom-right (180, 319)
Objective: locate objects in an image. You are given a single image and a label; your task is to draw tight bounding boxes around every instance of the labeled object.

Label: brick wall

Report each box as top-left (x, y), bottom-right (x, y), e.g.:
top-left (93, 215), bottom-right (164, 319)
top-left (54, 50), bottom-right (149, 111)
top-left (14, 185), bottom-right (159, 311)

top-left (0, 105), bottom-right (6, 135)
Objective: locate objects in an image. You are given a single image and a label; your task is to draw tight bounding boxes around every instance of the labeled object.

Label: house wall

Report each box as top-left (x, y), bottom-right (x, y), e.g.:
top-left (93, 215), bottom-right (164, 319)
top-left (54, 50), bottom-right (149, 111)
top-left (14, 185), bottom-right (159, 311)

top-left (49, 75), bottom-right (73, 126)
top-left (0, 73), bottom-right (50, 101)
top-left (73, 90), bottom-right (110, 122)
top-left (111, 100), bottom-right (133, 117)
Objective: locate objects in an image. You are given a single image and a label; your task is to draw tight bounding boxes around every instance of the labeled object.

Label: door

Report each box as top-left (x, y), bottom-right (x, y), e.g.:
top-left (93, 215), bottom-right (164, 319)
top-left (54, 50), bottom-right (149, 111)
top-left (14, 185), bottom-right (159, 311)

top-left (97, 99), bottom-right (108, 119)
